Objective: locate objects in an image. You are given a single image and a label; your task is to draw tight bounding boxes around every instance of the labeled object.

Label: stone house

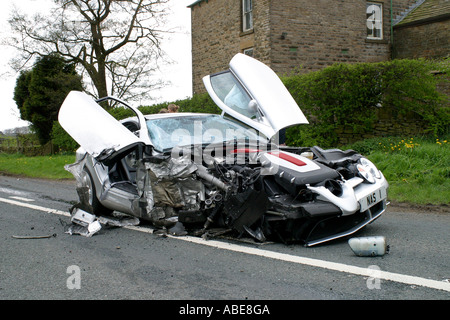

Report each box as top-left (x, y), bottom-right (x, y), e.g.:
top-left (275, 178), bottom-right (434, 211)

top-left (393, 0), bottom-right (450, 59)
top-left (188, 0), bottom-right (449, 94)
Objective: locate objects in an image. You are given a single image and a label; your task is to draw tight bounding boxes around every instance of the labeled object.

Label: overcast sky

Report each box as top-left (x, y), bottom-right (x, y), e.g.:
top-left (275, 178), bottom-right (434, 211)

top-left (0, 0), bottom-right (192, 131)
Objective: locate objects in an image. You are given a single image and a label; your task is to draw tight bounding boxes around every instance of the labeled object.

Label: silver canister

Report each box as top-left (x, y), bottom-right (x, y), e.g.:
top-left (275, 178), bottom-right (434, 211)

top-left (348, 236), bottom-right (389, 257)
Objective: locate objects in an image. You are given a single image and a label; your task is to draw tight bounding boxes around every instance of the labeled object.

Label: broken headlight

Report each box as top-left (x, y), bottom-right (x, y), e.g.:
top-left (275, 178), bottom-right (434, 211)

top-left (357, 158), bottom-right (381, 183)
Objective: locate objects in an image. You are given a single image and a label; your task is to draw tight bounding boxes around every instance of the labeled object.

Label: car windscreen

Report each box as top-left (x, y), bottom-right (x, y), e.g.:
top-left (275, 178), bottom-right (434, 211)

top-left (146, 115), bottom-right (265, 152)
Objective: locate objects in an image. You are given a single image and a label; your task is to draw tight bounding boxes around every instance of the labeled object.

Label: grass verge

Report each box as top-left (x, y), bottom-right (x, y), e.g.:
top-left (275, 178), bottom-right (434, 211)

top-left (346, 136), bottom-right (449, 206)
top-left (0, 153), bottom-right (75, 180)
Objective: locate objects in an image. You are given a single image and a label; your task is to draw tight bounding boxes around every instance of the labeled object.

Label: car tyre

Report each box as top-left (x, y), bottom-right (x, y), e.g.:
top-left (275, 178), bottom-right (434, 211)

top-left (81, 167), bottom-right (113, 216)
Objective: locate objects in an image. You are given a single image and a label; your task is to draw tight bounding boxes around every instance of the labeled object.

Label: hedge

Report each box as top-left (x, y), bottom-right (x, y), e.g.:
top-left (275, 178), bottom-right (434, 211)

top-left (282, 58), bottom-right (449, 147)
top-left (50, 58), bottom-right (449, 152)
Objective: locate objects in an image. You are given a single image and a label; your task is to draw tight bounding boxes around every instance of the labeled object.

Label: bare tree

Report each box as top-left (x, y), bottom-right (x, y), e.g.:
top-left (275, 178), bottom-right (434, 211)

top-left (7, 0), bottom-right (171, 104)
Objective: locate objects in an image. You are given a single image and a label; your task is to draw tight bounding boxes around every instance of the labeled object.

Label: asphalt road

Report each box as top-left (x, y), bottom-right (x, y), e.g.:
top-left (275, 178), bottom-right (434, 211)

top-left (1, 175), bottom-right (449, 306)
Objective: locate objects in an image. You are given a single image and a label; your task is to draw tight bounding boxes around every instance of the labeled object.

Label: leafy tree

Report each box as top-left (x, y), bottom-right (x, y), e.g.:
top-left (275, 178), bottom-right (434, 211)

top-left (7, 0), bottom-right (170, 103)
top-left (13, 54), bottom-right (83, 144)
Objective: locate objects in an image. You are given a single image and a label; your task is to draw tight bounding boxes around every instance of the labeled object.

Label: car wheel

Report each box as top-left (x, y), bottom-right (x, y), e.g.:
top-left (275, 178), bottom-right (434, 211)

top-left (81, 168), bottom-right (113, 216)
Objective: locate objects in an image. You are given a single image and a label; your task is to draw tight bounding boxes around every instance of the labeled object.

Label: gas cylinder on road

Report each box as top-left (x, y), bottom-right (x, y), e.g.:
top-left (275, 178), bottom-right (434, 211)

top-left (348, 236), bottom-right (389, 256)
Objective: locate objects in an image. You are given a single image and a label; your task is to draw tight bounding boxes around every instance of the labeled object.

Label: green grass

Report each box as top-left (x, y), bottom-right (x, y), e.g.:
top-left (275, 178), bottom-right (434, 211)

top-left (0, 153), bottom-right (75, 180)
top-left (346, 136), bottom-right (449, 205)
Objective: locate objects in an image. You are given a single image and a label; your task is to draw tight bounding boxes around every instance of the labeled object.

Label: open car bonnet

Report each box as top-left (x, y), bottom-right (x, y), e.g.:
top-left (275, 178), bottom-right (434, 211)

top-left (58, 91), bottom-right (146, 162)
top-left (203, 53), bottom-right (309, 139)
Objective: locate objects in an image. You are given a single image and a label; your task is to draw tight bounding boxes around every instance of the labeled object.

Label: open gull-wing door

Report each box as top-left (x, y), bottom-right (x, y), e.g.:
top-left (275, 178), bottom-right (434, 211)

top-left (58, 91), bottom-right (148, 163)
top-left (203, 53), bottom-right (308, 139)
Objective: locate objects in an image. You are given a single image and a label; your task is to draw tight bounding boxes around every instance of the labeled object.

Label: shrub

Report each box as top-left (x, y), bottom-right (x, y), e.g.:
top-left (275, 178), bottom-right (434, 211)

top-left (139, 92), bottom-right (220, 115)
top-left (14, 54), bottom-right (83, 145)
top-left (51, 121), bottom-right (79, 152)
top-left (283, 59), bottom-right (449, 147)
top-left (108, 92), bottom-right (220, 121)
top-left (53, 59), bottom-right (449, 151)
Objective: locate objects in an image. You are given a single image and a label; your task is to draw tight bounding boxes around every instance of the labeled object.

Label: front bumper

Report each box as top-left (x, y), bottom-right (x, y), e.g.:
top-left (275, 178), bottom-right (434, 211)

top-left (304, 199), bottom-right (388, 246)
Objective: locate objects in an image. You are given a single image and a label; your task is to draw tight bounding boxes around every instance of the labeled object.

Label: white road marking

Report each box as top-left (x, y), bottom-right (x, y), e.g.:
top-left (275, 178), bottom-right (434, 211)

top-left (9, 196), bottom-right (35, 202)
top-left (0, 197), bottom-right (70, 217)
top-left (0, 186), bottom-right (33, 197)
top-left (2, 196), bottom-right (450, 293)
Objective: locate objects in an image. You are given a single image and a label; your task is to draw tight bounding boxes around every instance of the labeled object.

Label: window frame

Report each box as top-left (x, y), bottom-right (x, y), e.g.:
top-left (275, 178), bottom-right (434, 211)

top-left (366, 2), bottom-right (383, 40)
top-left (242, 0), bottom-right (253, 33)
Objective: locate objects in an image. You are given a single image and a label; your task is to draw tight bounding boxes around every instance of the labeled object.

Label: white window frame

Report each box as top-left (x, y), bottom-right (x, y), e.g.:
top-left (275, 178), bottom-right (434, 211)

top-left (366, 2), bottom-right (383, 40)
top-left (242, 0), bottom-right (253, 32)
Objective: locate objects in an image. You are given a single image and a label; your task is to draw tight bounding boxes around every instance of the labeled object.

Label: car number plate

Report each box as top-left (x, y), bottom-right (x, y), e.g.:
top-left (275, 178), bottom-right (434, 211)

top-left (359, 186), bottom-right (387, 212)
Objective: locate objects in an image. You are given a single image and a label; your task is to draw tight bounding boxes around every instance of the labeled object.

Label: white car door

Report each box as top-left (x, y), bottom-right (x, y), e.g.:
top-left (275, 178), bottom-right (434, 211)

top-left (203, 53), bottom-right (308, 139)
top-left (58, 91), bottom-right (148, 162)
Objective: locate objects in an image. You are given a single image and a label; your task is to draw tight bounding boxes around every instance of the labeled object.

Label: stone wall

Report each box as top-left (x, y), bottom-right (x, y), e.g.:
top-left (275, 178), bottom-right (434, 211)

top-left (335, 72), bottom-right (449, 145)
top-left (393, 19), bottom-right (450, 59)
top-left (190, 0), bottom-right (272, 94)
top-left (335, 108), bottom-right (427, 145)
top-left (190, 0), bottom-right (238, 94)
top-left (268, 0), bottom-right (391, 76)
top-left (190, 0), bottom-right (418, 94)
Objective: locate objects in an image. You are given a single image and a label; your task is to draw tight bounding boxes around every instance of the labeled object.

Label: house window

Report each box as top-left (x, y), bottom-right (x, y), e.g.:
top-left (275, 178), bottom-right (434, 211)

top-left (242, 0), bottom-right (253, 32)
top-left (366, 2), bottom-right (383, 39)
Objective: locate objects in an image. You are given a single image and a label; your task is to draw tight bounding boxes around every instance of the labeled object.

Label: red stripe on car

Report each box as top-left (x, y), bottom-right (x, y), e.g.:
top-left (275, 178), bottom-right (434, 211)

top-left (268, 151), bottom-right (307, 166)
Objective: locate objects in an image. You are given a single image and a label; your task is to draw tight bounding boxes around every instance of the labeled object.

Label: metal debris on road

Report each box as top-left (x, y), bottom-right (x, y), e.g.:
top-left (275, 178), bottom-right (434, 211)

top-left (11, 234), bottom-right (57, 239)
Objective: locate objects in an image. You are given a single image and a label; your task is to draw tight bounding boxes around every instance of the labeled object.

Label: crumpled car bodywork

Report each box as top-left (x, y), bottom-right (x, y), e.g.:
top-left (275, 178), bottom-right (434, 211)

top-left (59, 53), bottom-right (389, 246)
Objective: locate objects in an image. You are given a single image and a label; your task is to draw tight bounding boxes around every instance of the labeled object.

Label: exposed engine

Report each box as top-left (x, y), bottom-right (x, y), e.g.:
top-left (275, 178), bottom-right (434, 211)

top-left (153, 144), bottom-right (368, 244)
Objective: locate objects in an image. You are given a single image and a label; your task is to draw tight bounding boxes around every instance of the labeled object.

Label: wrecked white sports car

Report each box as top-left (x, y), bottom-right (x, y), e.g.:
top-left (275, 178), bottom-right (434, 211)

top-left (59, 53), bottom-right (388, 246)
